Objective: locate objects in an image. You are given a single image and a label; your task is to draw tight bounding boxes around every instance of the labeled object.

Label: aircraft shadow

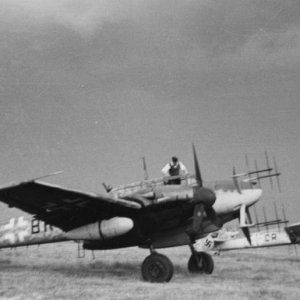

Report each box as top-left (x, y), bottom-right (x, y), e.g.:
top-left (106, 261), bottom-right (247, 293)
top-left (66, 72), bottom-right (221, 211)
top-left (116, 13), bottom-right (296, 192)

top-left (0, 259), bottom-right (189, 280)
top-left (232, 252), bottom-right (300, 263)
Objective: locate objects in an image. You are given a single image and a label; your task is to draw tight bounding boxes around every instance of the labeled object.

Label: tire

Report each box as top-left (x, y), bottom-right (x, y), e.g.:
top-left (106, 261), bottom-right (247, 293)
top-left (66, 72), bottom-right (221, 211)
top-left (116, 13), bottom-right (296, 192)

top-left (141, 253), bottom-right (174, 283)
top-left (202, 252), bottom-right (214, 274)
top-left (188, 252), bottom-right (214, 274)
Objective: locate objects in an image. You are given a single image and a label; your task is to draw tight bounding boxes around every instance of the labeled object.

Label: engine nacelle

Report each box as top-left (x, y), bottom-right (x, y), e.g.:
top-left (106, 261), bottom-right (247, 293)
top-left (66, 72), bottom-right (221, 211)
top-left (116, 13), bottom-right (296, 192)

top-left (65, 217), bottom-right (134, 240)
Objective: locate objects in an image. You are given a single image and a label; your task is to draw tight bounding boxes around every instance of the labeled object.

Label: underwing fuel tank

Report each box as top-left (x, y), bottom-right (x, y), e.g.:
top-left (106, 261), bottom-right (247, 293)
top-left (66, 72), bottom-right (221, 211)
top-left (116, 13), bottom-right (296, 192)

top-left (65, 217), bottom-right (134, 240)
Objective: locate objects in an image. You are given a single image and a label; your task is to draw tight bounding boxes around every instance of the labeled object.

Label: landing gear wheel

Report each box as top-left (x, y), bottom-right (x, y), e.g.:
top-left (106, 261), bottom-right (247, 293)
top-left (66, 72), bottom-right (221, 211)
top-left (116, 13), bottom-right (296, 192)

top-left (188, 251), bottom-right (214, 274)
top-left (141, 253), bottom-right (174, 283)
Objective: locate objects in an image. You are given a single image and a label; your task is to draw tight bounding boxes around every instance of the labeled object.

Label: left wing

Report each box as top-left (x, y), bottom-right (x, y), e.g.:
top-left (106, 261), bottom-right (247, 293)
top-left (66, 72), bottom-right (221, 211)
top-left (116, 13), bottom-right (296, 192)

top-left (0, 180), bottom-right (141, 232)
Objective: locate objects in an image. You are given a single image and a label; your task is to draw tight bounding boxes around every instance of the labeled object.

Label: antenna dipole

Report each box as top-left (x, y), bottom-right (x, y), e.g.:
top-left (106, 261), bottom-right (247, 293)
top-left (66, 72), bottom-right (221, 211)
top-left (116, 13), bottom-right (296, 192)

top-left (232, 166), bottom-right (241, 194)
top-left (254, 205), bottom-right (260, 232)
top-left (254, 160), bottom-right (261, 188)
top-left (273, 202), bottom-right (280, 232)
top-left (245, 154), bottom-right (252, 189)
top-left (282, 203), bottom-right (288, 225)
top-left (273, 156), bottom-right (281, 192)
top-left (263, 207), bottom-right (269, 232)
top-left (141, 157), bottom-right (149, 180)
top-left (265, 151), bottom-right (273, 189)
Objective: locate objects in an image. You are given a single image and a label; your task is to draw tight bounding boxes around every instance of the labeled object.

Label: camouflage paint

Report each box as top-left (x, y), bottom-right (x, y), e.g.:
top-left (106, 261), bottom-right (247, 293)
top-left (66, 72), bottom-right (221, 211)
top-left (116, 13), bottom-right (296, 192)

top-left (0, 216), bottom-right (67, 249)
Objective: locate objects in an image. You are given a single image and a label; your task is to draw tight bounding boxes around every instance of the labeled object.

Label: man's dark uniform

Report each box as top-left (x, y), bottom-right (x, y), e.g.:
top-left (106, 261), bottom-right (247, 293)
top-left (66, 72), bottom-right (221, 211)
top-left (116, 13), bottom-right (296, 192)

top-left (168, 163), bottom-right (181, 185)
top-left (161, 156), bottom-right (188, 185)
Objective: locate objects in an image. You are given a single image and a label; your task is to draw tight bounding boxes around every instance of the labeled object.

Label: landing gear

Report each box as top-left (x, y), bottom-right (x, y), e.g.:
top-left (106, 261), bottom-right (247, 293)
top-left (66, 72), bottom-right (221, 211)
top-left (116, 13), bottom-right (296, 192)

top-left (187, 242), bottom-right (214, 274)
top-left (140, 242), bottom-right (214, 282)
top-left (188, 251), bottom-right (214, 274)
top-left (141, 253), bottom-right (174, 283)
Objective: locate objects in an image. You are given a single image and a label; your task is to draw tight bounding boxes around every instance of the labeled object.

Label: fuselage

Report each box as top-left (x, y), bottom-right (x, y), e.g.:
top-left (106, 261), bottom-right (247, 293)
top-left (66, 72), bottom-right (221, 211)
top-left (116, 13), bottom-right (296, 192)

top-left (196, 228), bottom-right (293, 252)
top-left (110, 177), bottom-right (262, 218)
top-left (83, 178), bottom-right (262, 249)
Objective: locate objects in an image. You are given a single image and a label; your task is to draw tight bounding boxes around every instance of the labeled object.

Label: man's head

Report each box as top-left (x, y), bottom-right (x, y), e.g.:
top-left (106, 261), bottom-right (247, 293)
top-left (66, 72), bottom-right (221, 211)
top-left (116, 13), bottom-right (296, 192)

top-left (172, 156), bottom-right (178, 164)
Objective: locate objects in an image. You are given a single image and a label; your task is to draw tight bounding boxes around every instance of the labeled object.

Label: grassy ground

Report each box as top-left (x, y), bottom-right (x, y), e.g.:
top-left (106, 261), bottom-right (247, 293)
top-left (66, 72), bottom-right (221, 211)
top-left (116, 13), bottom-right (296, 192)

top-left (0, 242), bottom-right (299, 300)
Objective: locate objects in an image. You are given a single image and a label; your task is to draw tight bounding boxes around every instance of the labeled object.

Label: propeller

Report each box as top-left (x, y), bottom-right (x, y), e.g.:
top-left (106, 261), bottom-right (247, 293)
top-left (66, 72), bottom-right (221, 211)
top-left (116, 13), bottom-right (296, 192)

top-left (241, 227), bottom-right (251, 245)
top-left (190, 144), bottom-right (217, 236)
top-left (192, 203), bottom-right (205, 233)
top-left (239, 204), bottom-right (255, 245)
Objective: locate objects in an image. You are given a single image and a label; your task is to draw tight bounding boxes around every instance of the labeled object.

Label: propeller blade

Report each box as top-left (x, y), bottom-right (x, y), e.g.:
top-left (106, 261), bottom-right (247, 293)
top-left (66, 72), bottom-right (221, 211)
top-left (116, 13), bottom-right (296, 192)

top-left (192, 203), bottom-right (205, 233)
top-left (205, 205), bottom-right (216, 219)
top-left (246, 207), bottom-right (253, 224)
top-left (241, 227), bottom-right (252, 245)
top-left (204, 205), bottom-right (221, 227)
top-left (192, 143), bottom-right (203, 187)
top-left (239, 204), bottom-right (255, 227)
top-left (254, 205), bottom-right (260, 231)
top-left (239, 204), bottom-right (253, 243)
top-left (189, 144), bottom-right (218, 239)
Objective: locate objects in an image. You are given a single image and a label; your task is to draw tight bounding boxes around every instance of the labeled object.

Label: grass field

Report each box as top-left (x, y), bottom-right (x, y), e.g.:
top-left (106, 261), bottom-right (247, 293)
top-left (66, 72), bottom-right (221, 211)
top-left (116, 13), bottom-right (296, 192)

top-left (0, 242), bottom-right (299, 299)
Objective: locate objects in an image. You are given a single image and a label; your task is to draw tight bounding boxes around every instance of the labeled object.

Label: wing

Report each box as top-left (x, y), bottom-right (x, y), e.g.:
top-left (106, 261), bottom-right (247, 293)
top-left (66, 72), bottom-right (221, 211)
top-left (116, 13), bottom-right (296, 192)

top-left (0, 180), bottom-right (141, 232)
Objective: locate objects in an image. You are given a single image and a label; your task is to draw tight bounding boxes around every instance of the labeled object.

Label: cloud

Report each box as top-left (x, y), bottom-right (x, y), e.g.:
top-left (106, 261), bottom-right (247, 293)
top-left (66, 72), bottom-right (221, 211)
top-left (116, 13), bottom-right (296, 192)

top-left (0, 0), bottom-right (299, 96)
top-left (0, 0), bottom-right (148, 36)
top-left (1, 0), bottom-right (300, 50)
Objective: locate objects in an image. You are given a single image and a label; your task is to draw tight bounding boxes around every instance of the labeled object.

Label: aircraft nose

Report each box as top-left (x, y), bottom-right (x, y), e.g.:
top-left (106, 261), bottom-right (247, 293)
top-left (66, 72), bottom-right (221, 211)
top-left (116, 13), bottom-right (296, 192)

top-left (247, 188), bottom-right (262, 206)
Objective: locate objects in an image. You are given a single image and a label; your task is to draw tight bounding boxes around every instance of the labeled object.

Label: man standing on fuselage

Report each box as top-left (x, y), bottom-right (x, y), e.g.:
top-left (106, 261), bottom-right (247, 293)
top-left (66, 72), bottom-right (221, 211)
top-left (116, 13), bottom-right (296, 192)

top-left (161, 156), bottom-right (188, 185)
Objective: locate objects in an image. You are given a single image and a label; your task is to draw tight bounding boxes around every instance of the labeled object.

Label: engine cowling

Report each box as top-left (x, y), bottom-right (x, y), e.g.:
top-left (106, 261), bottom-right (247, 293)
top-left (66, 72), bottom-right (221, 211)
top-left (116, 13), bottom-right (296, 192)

top-left (65, 217), bottom-right (134, 240)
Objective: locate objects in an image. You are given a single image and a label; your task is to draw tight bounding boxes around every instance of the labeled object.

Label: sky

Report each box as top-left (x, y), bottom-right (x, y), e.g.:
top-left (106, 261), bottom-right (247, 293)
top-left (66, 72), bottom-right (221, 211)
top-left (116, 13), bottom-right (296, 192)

top-left (0, 0), bottom-right (299, 223)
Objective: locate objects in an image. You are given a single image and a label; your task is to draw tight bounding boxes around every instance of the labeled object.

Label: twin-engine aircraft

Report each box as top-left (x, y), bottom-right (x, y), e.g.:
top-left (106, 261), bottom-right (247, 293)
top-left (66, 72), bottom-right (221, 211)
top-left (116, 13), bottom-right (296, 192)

top-left (0, 146), bottom-right (277, 282)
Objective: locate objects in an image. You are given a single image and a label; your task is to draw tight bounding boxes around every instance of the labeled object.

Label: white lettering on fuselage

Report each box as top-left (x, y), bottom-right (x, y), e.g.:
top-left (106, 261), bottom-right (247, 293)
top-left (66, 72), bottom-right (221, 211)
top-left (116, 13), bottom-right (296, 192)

top-left (214, 230), bottom-right (291, 251)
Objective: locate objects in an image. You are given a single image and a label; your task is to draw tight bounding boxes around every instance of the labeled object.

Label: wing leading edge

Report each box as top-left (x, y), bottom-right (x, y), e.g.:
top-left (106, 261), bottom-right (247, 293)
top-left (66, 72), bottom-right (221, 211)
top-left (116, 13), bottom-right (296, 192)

top-left (0, 180), bottom-right (141, 231)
